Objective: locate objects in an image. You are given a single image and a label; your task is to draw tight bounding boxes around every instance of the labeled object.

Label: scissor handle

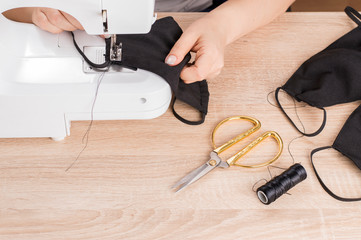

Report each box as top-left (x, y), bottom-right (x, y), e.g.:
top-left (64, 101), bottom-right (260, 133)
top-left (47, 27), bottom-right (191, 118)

top-left (226, 131), bottom-right (283, 168)
top-left (212, 116), bottom-right (261, 155)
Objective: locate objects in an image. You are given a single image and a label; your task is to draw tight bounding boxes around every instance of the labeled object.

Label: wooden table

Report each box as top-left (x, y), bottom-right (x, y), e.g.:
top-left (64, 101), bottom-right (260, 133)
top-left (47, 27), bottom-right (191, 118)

top-left (1, 12), bottom-right (361, 239)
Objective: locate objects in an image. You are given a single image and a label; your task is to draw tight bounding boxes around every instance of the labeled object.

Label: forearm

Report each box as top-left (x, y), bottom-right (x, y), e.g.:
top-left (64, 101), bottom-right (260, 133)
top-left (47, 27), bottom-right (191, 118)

top-left (3, 8), bottom-right (34, 23)
top-left (204, 0), bottom-right (294, 45)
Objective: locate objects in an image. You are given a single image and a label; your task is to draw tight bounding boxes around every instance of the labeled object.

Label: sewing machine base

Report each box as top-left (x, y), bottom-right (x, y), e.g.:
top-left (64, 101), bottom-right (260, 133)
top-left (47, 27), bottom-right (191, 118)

top-left (0, 68), bottom-right (172, 140)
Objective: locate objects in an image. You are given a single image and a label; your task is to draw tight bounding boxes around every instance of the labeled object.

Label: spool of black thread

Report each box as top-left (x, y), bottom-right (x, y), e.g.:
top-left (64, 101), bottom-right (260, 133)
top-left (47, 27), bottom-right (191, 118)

top-left (256, 163), bottom-right (307, 205)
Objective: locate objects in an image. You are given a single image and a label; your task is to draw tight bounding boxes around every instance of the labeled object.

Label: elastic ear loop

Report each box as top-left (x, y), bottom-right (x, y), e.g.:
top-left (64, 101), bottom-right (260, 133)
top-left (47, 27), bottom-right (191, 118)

top-left (275, 87), bottom-right (327, 137)
top-left (311, 146), bottom-right (361, 202)
top-left (171, 97), bottom-right (206, 125)
top-left (71, 32), bottom-right (111, 69)
top-left (71, 32), bottom-right (137, 71)
top-left (345, 6), bottom-right (361, 26)
top-left (171, 80), bottom-right (209, 125)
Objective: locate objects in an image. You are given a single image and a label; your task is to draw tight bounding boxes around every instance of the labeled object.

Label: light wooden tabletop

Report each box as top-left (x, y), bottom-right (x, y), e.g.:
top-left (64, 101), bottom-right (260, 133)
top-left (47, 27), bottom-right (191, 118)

top-left (1, 12), bottom-right (361, 240)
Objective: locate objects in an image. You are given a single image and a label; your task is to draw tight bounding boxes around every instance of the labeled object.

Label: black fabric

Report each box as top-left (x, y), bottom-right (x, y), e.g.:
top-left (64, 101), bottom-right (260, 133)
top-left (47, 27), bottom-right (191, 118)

top-left (311, 104), bottom-right (361, 201)
top-left (275, 6), bottom-right (361, 136)
top-left (274, 6), bottom-right (361, 201)
top-left (114, 17), bottom-right (209, 125)
top-left (333, 104), bottom-right (361, 170)
top-left (72, 17), bottom-right (209, 125)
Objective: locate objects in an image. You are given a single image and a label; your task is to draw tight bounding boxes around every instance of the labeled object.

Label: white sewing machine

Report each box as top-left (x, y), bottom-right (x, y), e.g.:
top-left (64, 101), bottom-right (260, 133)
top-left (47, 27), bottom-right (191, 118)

top-left (0, 0), bottom-right (172, 140)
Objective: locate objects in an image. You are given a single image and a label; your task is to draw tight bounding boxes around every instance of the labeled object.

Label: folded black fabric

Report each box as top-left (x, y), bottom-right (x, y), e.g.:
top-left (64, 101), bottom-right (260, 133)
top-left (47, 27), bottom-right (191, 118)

top-left (333, 104), bottom-right (361, 170)
top-left (311, 104), bottom-right (361, 202)
top-left (274, 6), bottom-right (361, 136)
top-left (73, 17), bottom-right (209, 125)
top-left (116, 17), bottom-right (209, 125)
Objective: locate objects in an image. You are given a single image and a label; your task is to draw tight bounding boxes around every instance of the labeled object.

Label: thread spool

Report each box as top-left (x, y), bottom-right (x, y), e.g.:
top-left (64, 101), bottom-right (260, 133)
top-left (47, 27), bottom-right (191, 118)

top-left (256, 163), bottom-right (307, 205)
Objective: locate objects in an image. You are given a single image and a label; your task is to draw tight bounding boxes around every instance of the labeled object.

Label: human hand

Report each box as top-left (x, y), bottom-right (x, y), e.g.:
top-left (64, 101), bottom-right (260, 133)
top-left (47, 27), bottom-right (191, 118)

top-left (165, 17), bottom-right (226, 84)
top-left (30, 8), bottom-right (84, 34)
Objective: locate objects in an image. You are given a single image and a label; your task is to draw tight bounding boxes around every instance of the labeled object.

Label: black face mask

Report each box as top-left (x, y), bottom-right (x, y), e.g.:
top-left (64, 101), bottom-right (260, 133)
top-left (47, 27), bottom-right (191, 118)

top-left (72, 17), bottom-right (209, 125)
top-left (275, 7), bottom-right (361, 136)
top-left (311, 104), bottom-right (361, 202)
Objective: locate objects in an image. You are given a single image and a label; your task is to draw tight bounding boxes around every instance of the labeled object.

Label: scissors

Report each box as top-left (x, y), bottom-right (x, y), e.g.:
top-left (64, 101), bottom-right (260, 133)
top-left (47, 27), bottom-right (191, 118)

top-left (172, 116), bottom-right (283, 192)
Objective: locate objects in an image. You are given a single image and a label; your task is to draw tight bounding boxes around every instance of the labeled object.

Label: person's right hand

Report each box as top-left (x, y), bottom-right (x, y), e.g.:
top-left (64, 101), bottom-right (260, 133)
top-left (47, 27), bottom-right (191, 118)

top-left (30, 7), bottom-right (84, 33)
top-left (165, 16), bottom-right (226, 84)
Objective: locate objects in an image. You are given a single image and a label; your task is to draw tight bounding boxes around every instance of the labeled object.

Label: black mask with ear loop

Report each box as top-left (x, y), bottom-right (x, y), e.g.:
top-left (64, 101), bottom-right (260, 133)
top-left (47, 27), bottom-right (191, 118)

top-left (311, 104), bottom-right (361, 202)
top-left (275, 6), bottom-right (361, 136)
top-left (72, 17), bottom-right (210, 125)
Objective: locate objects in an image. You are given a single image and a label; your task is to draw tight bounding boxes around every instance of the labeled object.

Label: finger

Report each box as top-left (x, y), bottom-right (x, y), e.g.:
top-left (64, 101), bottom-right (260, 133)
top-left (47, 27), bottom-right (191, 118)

top-left (165, 31), bottom-right (198, 66)
top-left (180, 65), bottom-right (205, 84)
top-left (32, 9), bottom-right (63, 34)
top-left (180, 53), bottom-right (214, 83)
top-left (181, 53), bottom-right (223, 83)
top-left (181, 65), bottom-right (221, 84)
top-left (43, 9), bottom-right (78, 31)
top-left (61, 11), bottom-right (84, 30)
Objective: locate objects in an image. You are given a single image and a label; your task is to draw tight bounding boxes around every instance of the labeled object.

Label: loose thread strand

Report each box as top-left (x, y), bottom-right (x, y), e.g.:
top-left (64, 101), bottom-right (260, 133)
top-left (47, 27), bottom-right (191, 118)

top-left (252, 178), bottom-right (268, 192)
top-left (266, 89), bottom-right (306, 165)
top-left (266, 90), bottom-right (307, 109)
top-left (66, 68), bottom-right (109, 172)
top-left (252, 90), bottom-right (308, 203)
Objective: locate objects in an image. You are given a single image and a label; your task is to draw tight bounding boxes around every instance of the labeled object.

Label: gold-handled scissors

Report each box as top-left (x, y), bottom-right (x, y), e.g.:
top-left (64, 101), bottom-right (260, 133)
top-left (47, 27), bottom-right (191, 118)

top-left (172, 116), bottom-right (283, 192)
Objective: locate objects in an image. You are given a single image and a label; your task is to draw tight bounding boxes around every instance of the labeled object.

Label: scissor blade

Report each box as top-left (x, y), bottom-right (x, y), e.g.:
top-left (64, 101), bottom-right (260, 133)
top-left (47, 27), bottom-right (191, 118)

top-left (176, 165), bottom-right (215, 192)
top-left (173, 162), bottom-right (217, 192)
top-left (172, 163), bottom-right (209, 189)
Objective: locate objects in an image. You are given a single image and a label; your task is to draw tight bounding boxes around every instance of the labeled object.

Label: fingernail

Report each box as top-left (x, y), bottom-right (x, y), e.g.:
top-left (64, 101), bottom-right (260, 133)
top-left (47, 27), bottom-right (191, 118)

top-left (165, 55), bottom-right (177, 65)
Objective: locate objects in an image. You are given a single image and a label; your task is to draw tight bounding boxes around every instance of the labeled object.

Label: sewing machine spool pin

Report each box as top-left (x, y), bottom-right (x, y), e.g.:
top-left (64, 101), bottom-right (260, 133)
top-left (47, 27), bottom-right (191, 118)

top-left (102, 9), bottom-right (108, 33)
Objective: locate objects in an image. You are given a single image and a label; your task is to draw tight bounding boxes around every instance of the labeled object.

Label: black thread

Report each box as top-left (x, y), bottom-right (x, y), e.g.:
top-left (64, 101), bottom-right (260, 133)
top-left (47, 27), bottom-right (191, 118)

top-left (267, 165), bottom-right (294, 196)
top-left (252, 90), bottom-right (306, 197)
top-left (266, 89), bottom-right (305, 165)
top-left (252, 178), bottom-right (268, 192)
top-left (256, 163), bottom-right (307, 205)
top-left (267, 165), bottom-right (288, 178)
top-left (287, 95), bottom-right (306, 164)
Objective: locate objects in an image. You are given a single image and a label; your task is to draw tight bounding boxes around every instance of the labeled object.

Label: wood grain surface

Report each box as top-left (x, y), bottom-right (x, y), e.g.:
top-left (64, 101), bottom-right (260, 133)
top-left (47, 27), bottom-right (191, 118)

top-left (1, 12), bottom-right (361, 240)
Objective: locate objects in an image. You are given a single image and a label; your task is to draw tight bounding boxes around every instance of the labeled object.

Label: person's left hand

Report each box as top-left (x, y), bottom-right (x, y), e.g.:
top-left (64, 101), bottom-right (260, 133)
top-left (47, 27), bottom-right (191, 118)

top-left (165, 17), bottom-right (226, 84)
top-left (30, 8), bottom-right (84, 34)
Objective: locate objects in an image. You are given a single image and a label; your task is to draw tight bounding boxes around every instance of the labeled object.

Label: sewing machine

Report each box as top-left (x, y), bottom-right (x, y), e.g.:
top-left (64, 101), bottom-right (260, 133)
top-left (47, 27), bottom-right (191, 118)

top-left (0, 0), bottom-right (172, 140)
